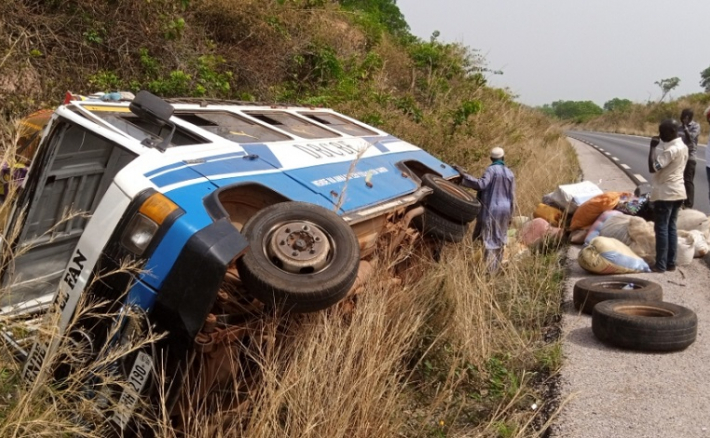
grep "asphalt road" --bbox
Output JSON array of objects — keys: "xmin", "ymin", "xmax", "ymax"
[
  {"xmin": 567, "ymin": 131, "xmax": 710, "ymax": 215},
  {"xmin": 553, "ymin": 138, "xmax": 710, "ymax": 438}
]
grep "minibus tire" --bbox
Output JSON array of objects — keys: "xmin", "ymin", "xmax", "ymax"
[
  {"xmin": 237, "ymin": 202, "xmax": 360, "ymax": 313},
  {"xmin": 421, "ymin": 173, "xmax": 480, "ymax": 224},
  {"xmin": 412, "ymin": 208, "xmax": 467, "ymax": 243}
]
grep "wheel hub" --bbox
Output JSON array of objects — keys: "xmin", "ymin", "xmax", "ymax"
[{"xmin": 268, "ymin": 221, "xmax": 330, "ymax": 273}]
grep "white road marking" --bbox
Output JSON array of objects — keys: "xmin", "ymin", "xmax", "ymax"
[
  {"xmin": 604, "ymin": 152, "xmax": 611, "ymax": 156},
  {"xmin": 634, "ymin": 174, "xmax": 647, "ymax": 183},
  {"xmin": 598, "ymin": 148, "xmax": 605, "ymax": 151},
  {"xmin": 621, "ymin": 164, "xmax": 630, "ymax": 169},
  {"xmin": 612, "ymin": 157, "xmax": 619, "ymax": 161}
]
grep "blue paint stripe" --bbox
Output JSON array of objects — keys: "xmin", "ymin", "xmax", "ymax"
[
  {"xmin": 144, "ymin": 151, "xmax": 248, "ymax": 178},
  {"xmin": 156, "ymin": 158, "xmax": 275, "ymax": 189},
  {"xmin": 363, "ymin": 135, "xmax": 400, "ymax": 153},
  {"xmin": 363, "ymin": 135, "xmax": 396, "ymax": 143},
  {"xmin": 372, "ymin": 142, "xmax": 389, "ymax": 153},
  {"xmin": 242, "ymin": 144, "xmax": 282, "ymax": 168},
  {"xmin": 150, "ymin": 166, "xmax": 205, "ymax": 188},
  {"xmin": 145, "ymin": 162, "xmax": 185, "ymax": 178}
]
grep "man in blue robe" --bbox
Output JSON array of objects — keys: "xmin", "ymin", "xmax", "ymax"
[{"xmin": 453, "ymin": 147, "xmax": 516, "ymax": 273}]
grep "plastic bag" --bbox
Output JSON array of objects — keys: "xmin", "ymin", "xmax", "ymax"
[
  {"xmin": 684, "ymin": 230, "xmax": 708, "ymax": 258},
  {"xmin": 676, "ymin": 233, "xmax": 695, "ymax": 266},
  {"xmin": 519, "ymin": 218, "xmax": 551, "ymax": 246},
  {"xmin": 578, "ymin": 236, "xmax": 651, "ymax": 274},
  {"xmin": 677, "ymin": 209, "xmax": 710, "ymax": 239},
  {"xmin": 599, "ymin": 214, "xmax": 633, "ymax": 245},
  {"xmin": 533, "ymin": 203, "xmax": 564, "ymax": 227},
  {"xmin": 615, "ymin": 193, "xmax": 649, "ymax": 216},
  {"xmin": 627, "ymin": 217, "xmax": 656, "ymax": 262},
  {"xmin": 544, "ymin": 181, "xmax": 603, "ymax": 214},
  {"xmin": 691, "ymin": 230, "xmax": 709, "ymax": 257},
  {"xmin": 584, "ymin": 210, "xmax": 622, "ymax": 244},
  {"xmin": 571, "ymin": 191, "xmax": 630, "ymax": 231}
]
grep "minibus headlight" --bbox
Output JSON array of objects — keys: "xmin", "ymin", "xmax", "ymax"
[
  {"xmin": 121, "ymin": 193, "xmax": 179, "ymax": 255},
  {"xmin": 122, "ymin": 214, "xmax": 159, "ymax": 255}
]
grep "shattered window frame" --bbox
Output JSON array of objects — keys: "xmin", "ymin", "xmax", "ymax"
[
  {"xmin": 243, "ymin": 111, "xmax": 341, "ymax": 139},
  {"xmin": 90, "ymin": 111, "xmax": 209, "ymax": 147},
  {"xmin": 174, "ymin": 111, "xmax": 293, "ymax": 144},
  {"xmin": 298, "ymin": 112, "xmax": 378, "ymax": 137}
]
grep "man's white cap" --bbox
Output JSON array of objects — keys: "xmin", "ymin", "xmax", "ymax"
[{"xmin": 490, "ymin": 147, "xmax": 505, "ymax": 159}]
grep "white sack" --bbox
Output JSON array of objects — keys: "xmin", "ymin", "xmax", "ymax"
[
  {"xmin": 545, "ymin": 181, "xmax": 603, "ymax": 214},
  {"xmin": 686, "ymin": 229, "xmax": 709, "ymax": 258},
  {"xmin": 676, "ymin": 232, "xmax": 695, "ymax": 266},
  {"xmin": 599, "ymin": 214, "xmax": 633, "ymax": 245},
  {"xmin": 627, "ymin": 217, "xmax": 655, "ymax": 262},
  {"xmin": 677, "ymin": 209, "xmax": 710, "ymax": 239},
  {"xmin": 578, "ymin": 236, "xmax": 650, "ymax": 274}
]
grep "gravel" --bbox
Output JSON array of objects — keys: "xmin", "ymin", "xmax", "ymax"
[{"xmin": 551, "ymin": 139, "xmax": 710, "ymax": 438}]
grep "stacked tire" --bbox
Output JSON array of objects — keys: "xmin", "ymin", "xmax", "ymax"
[
  {"xmin": 572, "ymin": 276, "xmax": 697, "ymax": 352},
  {"xmin": 413, "ymin": 174, "xmax": 481, "ymax": 243}
]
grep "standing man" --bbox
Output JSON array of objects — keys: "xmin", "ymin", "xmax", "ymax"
[
  {"xmin": 648, "ymin": 119, "xmax": 688, "ymax": 273},
  {"xmin": 453, "ymin": 147, "xmax": 515, "ymax": 273},
  {"xmin": 678, "ymin": 108, "xmax": 700, "ymax": 208}
]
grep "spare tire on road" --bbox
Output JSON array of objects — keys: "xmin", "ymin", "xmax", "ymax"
[
  {"xmin": 573, "ymin": 276, "xmax": 662, "ymax": 314},
  {"xmin": 592, "ymin": 299, "xmax": 697, "ymax": 352}
]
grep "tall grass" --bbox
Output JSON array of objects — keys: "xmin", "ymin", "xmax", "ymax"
[
  {"xmin": 0, "ymin": 1, "xmax": 581, "ymax": 434},
  {"xmin": 0, "ymin": 106, "xmax": 576, "ymax": 436}
]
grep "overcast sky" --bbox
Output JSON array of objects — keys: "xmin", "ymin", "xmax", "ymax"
[{"xmin": 396, "ymin": 0, "xmax": 709, "ymax": 107}]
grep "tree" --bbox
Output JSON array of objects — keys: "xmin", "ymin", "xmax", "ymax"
[
  {"xmin": 541, "ymin": 100, "xmax": 603, "ymax": 122},
  {"xmin": 700, "ymin": 66, "xmax": 710, "ymax": 92},
  {"xmin": 654, "ymin": 77, "xmax": 680, "ymax": 102},
  {"xmin": 603, "ymin": 98, "xmax": 633, "ymax": 112},
  {"xmin": 338, "ymin": 0, "xmax": 410, "ymax": 37}
]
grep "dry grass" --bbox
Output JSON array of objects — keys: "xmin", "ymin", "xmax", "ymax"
[
  {"xmin": 0, "ymin": 92, "xmax": 577, "ymax": 436},
  {"xmin": 0, "ymin": 107, "xmax": 575, "ymax": 437},
  {"xmin": 0, "ymin": 0, "xmax": 581, "ymax": 435},
  {"xmin": 583, "ymin": 94, "xmax": 710, "ymax": 144}
]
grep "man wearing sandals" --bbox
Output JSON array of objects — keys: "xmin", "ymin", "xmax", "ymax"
[
  {"xmin": 453, "ymin": 147, "xmax": 515, "ymax": 273},
  {"xmin": 647, "ymin": 119, "xmax": 688, "ymax": 273}
]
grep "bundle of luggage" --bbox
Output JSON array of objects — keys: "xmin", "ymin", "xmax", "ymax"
[{"xmin": 524, "ymin": 181, "xmax": 710, "ymax": 274}]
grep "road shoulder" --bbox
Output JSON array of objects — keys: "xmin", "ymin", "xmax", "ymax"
[{"xmin": 552, "ymin": 138, "xmax": 710, "ymax": 438}]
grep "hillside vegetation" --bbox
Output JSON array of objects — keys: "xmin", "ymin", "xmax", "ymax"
[
  {"xmin": 582, "ymin": 93, "xmax": 710, "ymax": 142},
  {"xmin": 543, "ymin": 93, "xmax": 710, "ymax": 142},
  {"xmin": 0, "ymin": 0, "xmax": 580, "ymax": 436}
]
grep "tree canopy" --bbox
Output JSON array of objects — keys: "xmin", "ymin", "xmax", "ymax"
[
  {"xmin": 701, "ymin": 66, "xmax": 710, "ymax": 93},
  {"xmin": 603, "ymin": 98, "xmax": 633, "ymax": 112},
  {"xmin": 338, "ymin": 0, "xmax": 410, "ymax": 37},
  {"xmin": 540, "ymin": 100, "xmax": 603, "ymax": 122},
  {"xmin": 654, "ymin": 77, "xmax": 680, "ymax": 102}
]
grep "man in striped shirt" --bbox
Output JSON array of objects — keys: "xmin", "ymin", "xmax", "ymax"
[{"xmin": 678, "ymin": 108, "xmax": 700, "ymax": 208}]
